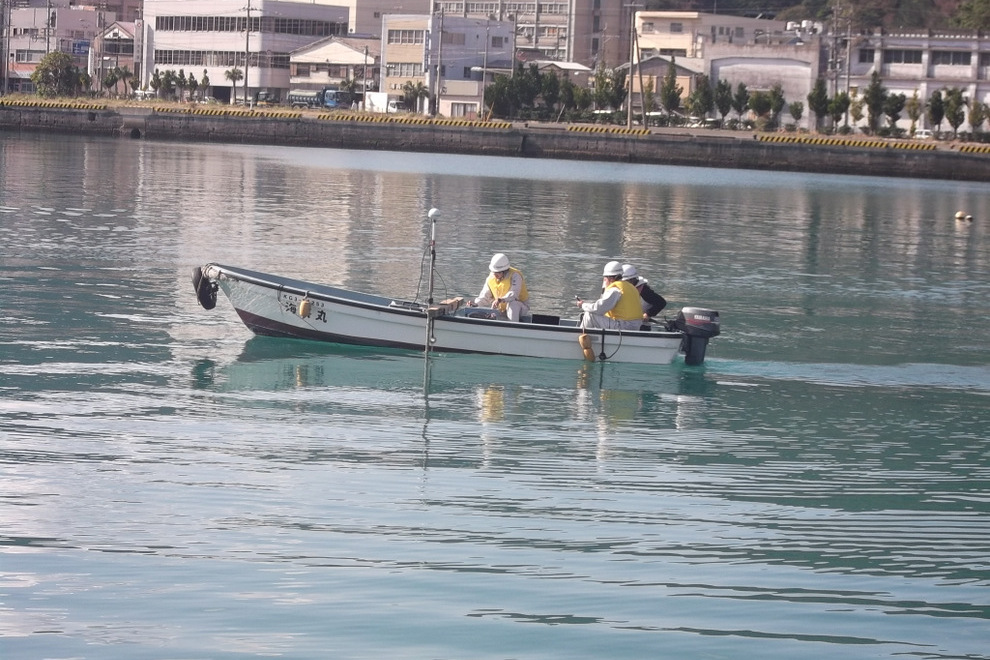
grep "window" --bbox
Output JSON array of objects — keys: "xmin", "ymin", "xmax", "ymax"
[
  {"xmin": 859, "ymin": 48, "xmax": 875, "ymax": 64},
  {"xmin": 450, "ymin": 102, "xmax": 476, "ymax": 117},
  {"xmin": 670, "ymin": 22, "xmax": 683, "ymax": 33},
  {"xmin": 463, "ymin": 66, "xmax": 472, "ymax": 78},
  {"xmin": 444, "ymin": 31, "xmax": 466, "ymax": 46},
  {"xmin": 393, "ymin": 62, "xmax": 423, "ymax": 77},
  {"xmin": 734, "ymin": 27, "xmax": 744, "ymax": 38},
  {"xmin": 387, "ymin": 29, "xmax": 425, "ymax": 45},
  {"xmin": 882, "ymin": 49, "xmax": 922, "ymax": 64},
  {"xmin": 931, "ymin": 51, "xmax": 971, "ymax": 66},
  {"xmin": 643, "ymin": 22, "xmax": 654, "ymax": 34},
  {"xmin": 491, "ymin": 36, "xmax": 504, "ymax": 48}
]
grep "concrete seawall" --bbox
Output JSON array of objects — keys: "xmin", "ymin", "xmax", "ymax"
[{"xmin": 2, "ymin": 102, "xmax": 988, "ymax": 183}]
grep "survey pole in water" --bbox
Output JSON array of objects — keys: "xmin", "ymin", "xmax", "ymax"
[{"xmin": 424, "ymin": 207, "xmax": 441, "ymax": 356}]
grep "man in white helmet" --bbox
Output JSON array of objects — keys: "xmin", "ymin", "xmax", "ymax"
[
  {"xmin": 622, "ymin": 263, "xmax": 667, "ymax": 320},
  {"xmin": 574, "ymin": 261, "xmax": 644, "ymax": 330},
  {"xmin": 468, "ymin": 253, "xmax": 530, "ymax": 322}
]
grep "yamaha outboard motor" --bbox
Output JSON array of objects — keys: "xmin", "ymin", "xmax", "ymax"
[{"xmin": 674, "ymin": 307, "xmax": 721, "ymax": 365}]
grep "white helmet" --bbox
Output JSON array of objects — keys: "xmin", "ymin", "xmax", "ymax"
[
  {"xmin": 489, "ymin": 253, "xmax": 510, "ymax": 272},
  {"xmin": 621, "ymin": 263, "xmax": 638, "ymax": 280},
  {"xmin": 602, "ymin": 260, "xmax": 623, "ymax": 277}
]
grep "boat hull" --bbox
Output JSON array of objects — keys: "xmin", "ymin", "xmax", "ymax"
[{"xmin": 201, "ymin": 264, "xmax": 692, "ymax": 365}]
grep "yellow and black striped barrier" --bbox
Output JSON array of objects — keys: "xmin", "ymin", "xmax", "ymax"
[
  {"xmin": 959, "ymin": 144, "xmax": 990, "ymax": 154},
  {"xmin": 756, "ymin": 134, "xmax": 940, "ymax": 151},
  {"xmin": 567, "ymin": 125, "xmax": 649, "ymax": 136},
  {"xmin": 0, "ymin": 98, "xmax": 108, "ymax": 111},
  {"xmin": 316, "ymin": 113, "xmax": 512, "ymax": 129},
  {"xmin": 154, "ymin": 106, "xmax": 190, "ymax": 114}
]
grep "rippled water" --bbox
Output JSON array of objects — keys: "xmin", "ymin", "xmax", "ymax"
[{"xmin": 1, "ymin": 133, "xmax": 988, "ymax": 660}]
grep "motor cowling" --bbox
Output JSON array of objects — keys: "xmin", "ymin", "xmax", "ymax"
[
  {"xmin": 674, "ymin": 307, "xmax": 720, "ymax": 365},
  {"xmin": 674, "ymin": 307, "xmax": 720, "ymax": 338}
]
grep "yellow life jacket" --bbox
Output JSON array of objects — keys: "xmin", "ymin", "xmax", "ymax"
[
  {"xmin": 604, "ymin": 280, "xmax": 643, "ymax": 321},
  {"xmin": 485, "ymin": 267, "xmax": 528, "ymax": 312}
]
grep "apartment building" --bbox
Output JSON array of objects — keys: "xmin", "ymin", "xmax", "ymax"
[
  {"xmin": 381, "ymin": 13, "xmax": 513, "ymax": 117},
  {"xmin": 431, "ymin": 0, "xmax": 627, "ymax": 70}
]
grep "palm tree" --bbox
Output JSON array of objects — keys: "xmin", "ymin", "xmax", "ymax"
[
  {"xmin": 401, "ymin": 81, "xmax": 429, "ymax": 113},
  {"xmin": 117, "ymin": 66, "xmax": 133, "ymax": 97},
  {"xmin": 225, "ymin": 68, "xmax": 244, "ymax": 104}
]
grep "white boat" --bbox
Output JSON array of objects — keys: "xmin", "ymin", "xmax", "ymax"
[{"xmin": 192, "ymin": 210, "xmax": 721, "ymax": 366}]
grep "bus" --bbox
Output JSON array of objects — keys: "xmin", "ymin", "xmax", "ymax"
[{"xmin": 285, "ymin": 87, "xmax": 352, "ymax": 110}]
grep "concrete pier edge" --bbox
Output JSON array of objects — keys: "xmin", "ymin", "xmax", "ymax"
[{"xmin": 1, "ymin": 102, "xmax": 987, "ymax": 183}]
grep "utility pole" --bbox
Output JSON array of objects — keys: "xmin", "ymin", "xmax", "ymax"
[
  {"xmin": 362, "ymin": 45, "xmax": 368, "ymax": 108},
  {"xmin": 45, "ymin": 0, "xmax": 52, "ymax": 54},
  {"xmin": 1, "ymin": 0, "xmax": 8, "ymax": 96},
  {"xmin": 433, "ymin": 7, "xmax": 443, "ymax": 116},
  {"xmin": 481, "ymin": 19, "xmax": 489, "ymax": 118},
  {"xmin": 244, "ymin": 0, "xmax": 252, "ymax": 105},
  {"xmin": 626, "ymin": 4, "xmax": 640, "ymax": 129}
]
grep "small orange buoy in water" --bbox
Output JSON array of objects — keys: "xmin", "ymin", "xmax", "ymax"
[{"xmin": 298, "ymin": 298, "xmax": 312, "ymax": 318}]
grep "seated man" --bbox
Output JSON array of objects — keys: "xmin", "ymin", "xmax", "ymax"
[
  {"xmin": 574, "ymin": 261, "xmax": 643, "ymax": 330},
  {"xmin": 468, "ymin": 253, "xmax": 530, "ymax": 322},
  {"xmin": 622, "ymin": 263, "xmax": 667, "ymax": 320}
]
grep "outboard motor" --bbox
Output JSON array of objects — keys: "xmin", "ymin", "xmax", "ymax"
[{"xmin": 673, "ymin": 307, "xmax": 721, "ymax": 365}]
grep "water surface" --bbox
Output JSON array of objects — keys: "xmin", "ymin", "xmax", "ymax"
[{"xmin": 1, "ymin": 133, "xmax": 988, "ymax": 660}]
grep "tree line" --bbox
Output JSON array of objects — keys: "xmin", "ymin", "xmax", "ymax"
[{"xmin": 482, "ymin": 60, "xmax": 988, "ymax": 139}]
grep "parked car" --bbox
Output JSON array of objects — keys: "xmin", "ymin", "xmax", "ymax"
[{"xmin": 914, "ymin": 129, "xmax": 933, "ymax": 139}]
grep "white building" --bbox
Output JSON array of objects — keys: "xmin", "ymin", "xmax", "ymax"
[
  {"xmin": 140, "ymin": 0, "xmax": 349, "ymax": 103},
  {"xmin": 289, "ymin": 34, "xmax": 380, "ymax": 92},
  {"xmin": 842, "ymin": 29, "xmax": 990, "ymax": 132},
  {"xmin": 634, "ymin": 11, "xmax": 990, "ymax": 133}
]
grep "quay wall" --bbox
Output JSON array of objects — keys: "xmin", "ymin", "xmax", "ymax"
[{"xmin": 2, "ymin": 102, "xmax": 988, "ymax": 183}]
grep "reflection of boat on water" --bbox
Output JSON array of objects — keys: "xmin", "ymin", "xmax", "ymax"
[{"xmin": 203, "ymin": 336, "xmax": 719, "ymax": 399}]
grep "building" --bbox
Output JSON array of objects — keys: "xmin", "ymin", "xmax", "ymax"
[
  {"xmin": 2, "ymin": 0, "xmax": 110, "ymax": 94},
  {"xmin": 842, "ymin": 29, "xmax": 990, "ymax": 132},
  {"xmin": 91, "ymin": 21, "xmax": 137, "ymax": 95},
  {"xmin": 140, "ymin": 0, "xmax": 349, "ymax": 103},
  {"xmin": 0, "ymin": 0, "xmax": 144, "ymax": 94},
  {"xmin": 431, "ymin": 0, "xmax": 628, "ymax": 71},
  {"xmin": 634, "ymin": 10, "xmax": 791, "ymax": 62},
  {"xmin": 289, "ymin": 34, "xmax": 380, "ymax": 93},
  {"xmin": 381, "ymin": 12, "xmax": 513, "ymax": 117},
  {"xmin": 632, "ymin": 11, "xmax": 990, "ymax": 133}
]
